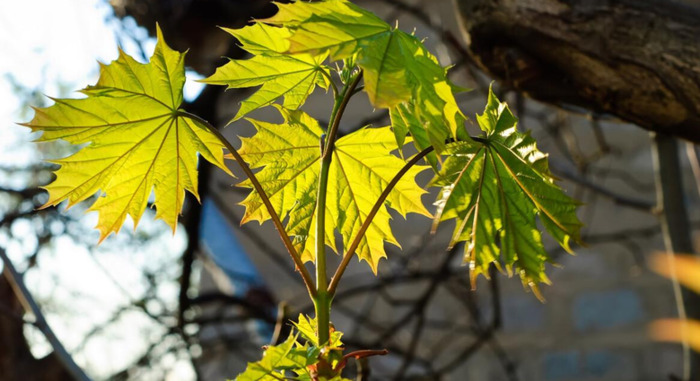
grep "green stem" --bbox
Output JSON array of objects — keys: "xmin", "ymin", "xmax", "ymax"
[
  {"xmin": 315, "ymin": 155, "xmax": 332, "ymax": 345},
  {"xmin": 320, "ymin": 69, "xmax": 338, "ymax": 97},
  {"xmin": 179, "ymin": 111, "xmax": 316, "ymax": 297},
  {"xmin": 323, "ymin": 72, "xmax": 363, "ymax": 158},
  {"xmin": 314, "ymin": 71, "xmax": 363, "ymax": 347}
]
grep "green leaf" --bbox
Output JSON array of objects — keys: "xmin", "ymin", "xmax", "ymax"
[
  {"xmin": 222, "ymin": 23, "xmax": 293, "ymax": 54},
  {"xmin": 264, "ymin": 0, "xmax": 390, "ymax": 59},
  {"xmin": 294, "ymin": 314, "xmax": 344, "ymax": 349},
  {"xmin": 266, "ymin": 0, "xmax": 466, "ymax": 153},
  {"xmin": 22, "ymin": 25, "xmax": 231, "ymax": 241},
  {"xmin": 236, "ymin": 334, "xmax": 315, "ymax": 381},
  {"xmin": 201, "ymin": 26, "xmax": 330, "ymax": 122},
  {"xmin": 432, "ymin": 88, "xmax": 582, "ymax": 298},
  {"xmin": 390, "ymin": 101, "xmax": 443, "ymax": 168},
  {"xmin": 238, "ymin": 107, "xmax": 430, "ymax": 272}
]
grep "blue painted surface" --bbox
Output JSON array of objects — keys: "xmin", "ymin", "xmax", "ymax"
[
  {"xmin": 543, "ymin": 350, "xmax": 636, "ymax": 380},
  {"xmin": 543, "ymin": 351, "xmax": 579, "ymax": 381},
  {"xmin": 200, "ymin": 198, "xmax": 274, "ymax": 341},
  {"xmin": 200, "ymin": 197, "xmax": 265, "ymax": 295},
  {"xmin": 502, "ymin": 295, "xmax": 546, "ymax": 331},
  {"xmin": 584, "ymin": 350, "xmax": 636, "ymax": 378},
  {"xmin": 573, "ymin": 289, "xmax": 644, "ymax": 331},
  {"xmin": 586, "ymin": 351, "xmax": 615, "ymax": 376}
]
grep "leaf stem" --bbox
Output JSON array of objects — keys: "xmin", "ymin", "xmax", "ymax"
[
  {"xmin": 323, "ymin": 71, "xmax": 363, "ymax": 158},
  {"xmin": 320, "ymin": 69, "xmax": 338, "ymax": 98},
  {"xmin": 179, "ymin": 111, "xmax": 316, "ymax": 297},
  {"xmin": 314, "ymin": 70, "xmax": 363, "ymax": 348},
  {"xmin": 1, "ymin": 248, "xmax": 92, "ymax": 381},
  {"xmin": 328, "ymin": 145, "xmax": 434, "ymax": 295}
]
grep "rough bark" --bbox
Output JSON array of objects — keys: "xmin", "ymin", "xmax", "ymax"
[{"xmin": 455, "ymin": 0, "xmax": 700, "ymax": 143}]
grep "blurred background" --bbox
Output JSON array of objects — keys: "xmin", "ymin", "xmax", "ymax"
[{"xmin": 1, "ymin": 0, "xmax": 699, "ymax": 380}]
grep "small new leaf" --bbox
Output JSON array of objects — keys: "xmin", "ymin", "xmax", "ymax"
[
  {"xmin": 22, "ymin": 26, "xmax": 231, "ymax": 241},
  {"xmin": 235, "ymin": 334, "xmax": 315, "ymax": 381},
  {"xmin": 294, "ymin": 314, "xmax": 344, "ymax": 349},
  {"xmin": 238, "ymin": 107, "xmax": 430, "ymax": 272},
  {"xmin": 200, "ymin": 25, "xmax": 330, "ymax": 122},
  {"xmin": 265, "ymin": 0, "xmax": 466, "ymax": 155},
  {"xmin": 432, "ymin": 88, "xmax": 583, "ymax": 298}
]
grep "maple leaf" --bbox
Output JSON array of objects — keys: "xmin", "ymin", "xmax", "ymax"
[
  {"xmin": 236, "ymin": 333, "xmax": 316, "ymax": 381},
  {"xmin": 294, "ymin": 314, "xmax": 344, "ymax": 349},
  {"xmin": 264, "ymin": 0, "xmax": 466, "ymax": 154},
  {"xmin": 237, "ymin": 107, "xmax": 430, "ymax": 272},
  {"xmin": 200, "ymin": 25, "xmax": 330, "ymax": 122},
  {"xmin": 263, "ymin": 0, "xmax": 390, "ymax": 59},
  {"xmin": 22, "ymin": 26, "xmax": 231, "ymax": 241},
  {"xmin": 432, "ymin": 88, "xmax": 583, "ymax": 298}
]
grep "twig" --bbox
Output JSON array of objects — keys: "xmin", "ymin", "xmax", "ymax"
[
  {"xmin": 179, "ymin": 111, "xmax": 316, "ymax": 297},
  {"xmin": 210, "ymin": 192, "xmax": 305, "ymax": 286},
  {"xmin": 328, "ymin": 146, "xmax": 434, "ymax": 295},
  {"xmin": 550, "ymin": 161, "xmax": 655, "ymax": 213},
  {"xmin": 0, "ymin": 248, "xmax": 91, "ymax": 381}
]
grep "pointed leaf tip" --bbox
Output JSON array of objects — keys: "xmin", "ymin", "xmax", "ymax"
[
  {"xmin": 239, "ymin": 108, "xmax": 429, "ymax": 271},
  {"xmin": 432, "ymin": 89, "xmax": 582, "ymax": 294},
  {"xmin": 24, "ymin": 28, "xmax": 231, "ymax": 241}
]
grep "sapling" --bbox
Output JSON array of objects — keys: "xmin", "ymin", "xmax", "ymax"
[{"xmin": 24, "ymin": 0, "xmax": 582, "ymax": 379}]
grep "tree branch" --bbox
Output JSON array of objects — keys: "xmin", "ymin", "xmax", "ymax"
[
  {"xmin": 0, "ymin": 248, "xmax": 91, "ymax": 381},
  {"xmin": 549, "ymin": 161, "xmax": 655, "ymax": 213}
]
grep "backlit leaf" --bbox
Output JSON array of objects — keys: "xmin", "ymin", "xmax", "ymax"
[
  {"xmin": 236, "ymin": 334, "xmax": 315, "ymax": 381},
  {"xmin": 432, "ymin": 88, "xmax": 582, "ymax": 297},
  {"xmin": 294, "ymin": 314, "xmax": 344, "ymax": 348},
  {"xmin": 237, "ymin": 107, "xmax": 430, "ymax": 272},
  {"xmin": 200, "ymin": 26, "xmax": 330, "ymax": 122},
  {"xmin": 263, "ymin": 0, "xmax": 390, "ymax": 59},
  {"xmin": 265, "ymin": 0, "xmax": 466, "ymax": 154},
  {"xmin": 22, "ymin": 26, "xmax": 231, "ymax": 241}
]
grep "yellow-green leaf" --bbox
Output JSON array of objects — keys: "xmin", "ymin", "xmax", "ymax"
[
  {"xmin": 238, "ymin": 107, "xmax": 430, "ymax": 272},
  {"xmin": 236, "ymin": 333, "xmax": 315, "ymax": 381},
  {"xmin": 222, "ymin": 23, "xmax": 293, "ymax": 54},
  {"xmin": 22, "ymin": 26, "xmax": 231, "ymax": 241},
  {"xmin": 200, "ymin": 27, "xmax": 330, "ymax": 122},
  {"xmin": 263, "ymin": 0, "xmax": 390, "ymax": 59},
  {"xmin": 293, "ymin": 314, "xmax": 343, "ymax": 348},
  {"xmin": 432, "ymin": 88, "xmax": 583, "ymax": 298},
  {"xmin": 265, "ymin": 0, "xmax": 466, "ymax": 156}
]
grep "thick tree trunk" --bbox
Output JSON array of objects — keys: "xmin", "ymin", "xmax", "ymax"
[{"xmin": 455, "ymin": 0, "xmax": 700, "ymax": 143}]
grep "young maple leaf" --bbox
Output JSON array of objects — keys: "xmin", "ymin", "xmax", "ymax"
[
  {"xmin": 199, "ymin": 24, "xmax": 330, "ymax": 122},
  {"xmin": 236, "ymin": 333, "xmax": 316, "ymax": 381},
  {"xmin": 237, "ymin": 106, "xmax": 430, "ymax": 272},
  {"xmin": 264, "ymin": 0, "xmax": 466, "ymax": 159},
  {"xmin": 432, "ymin": 88, "xmax": 583, "ymax": 298},
  {"xmin": 22, "ymin": 26, "xmax": 231, "ymax": 241}
]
